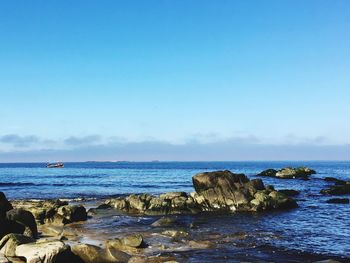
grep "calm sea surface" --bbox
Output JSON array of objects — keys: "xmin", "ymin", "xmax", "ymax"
[{"xmin": 0, "ymin": 161, "xmax": 349, "ymax": 261}]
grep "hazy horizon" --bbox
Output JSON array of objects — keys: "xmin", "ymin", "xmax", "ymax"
[{"xmin": 1, "ymin": 1, "xmax": 349, "ymax": 161}]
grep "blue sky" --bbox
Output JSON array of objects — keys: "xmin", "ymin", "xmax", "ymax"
[{"xmin": 0, "ymin": 1, "xmax": 349, "ymax": 161}]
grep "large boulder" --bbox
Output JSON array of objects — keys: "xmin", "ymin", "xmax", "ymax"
[
  {"xmin": 0, "ymin": 233, "xmax": 34, "ymax": 257},
  {"xmin": 258, "ymin": 167, "xmax": 316, "ymax": 179},
  {"xmin": 15, "ymin": 240, "xmax": 77, "ymax": 263},
  {"xmin": 192, "ymin": 170, "xmax": 260, "ymax": 211},
  {"xmin": 0, "ymin": 192, "xmax": 12, "ymax": 218},
  {"xmin": 0, "ymin": 219, "xmax": 26, "ymax": 240},
  {"xmin": 6, "ymin": 209, "xmax": 38, "ymax": 238},
  {"xmin": 12, "ymin": 199, "xmax": 68, "ymax": 225}
]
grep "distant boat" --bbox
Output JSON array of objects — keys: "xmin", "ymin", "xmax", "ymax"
[{"xmin": 47, "ymin": 162, "xmax": 64, "ymax": 168}]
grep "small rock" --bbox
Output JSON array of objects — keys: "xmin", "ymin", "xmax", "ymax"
[
  {"xmin": 161, "ymin": 230, "xmax": 189, "ymax": 238},
  {"xmin": 151, "ymin": 217, "xmax": 179, "ymax": 227},
  {"xmin": 106, "ymin": 234, "xmax": 146, "ymax": 254},
  {"xmin": 188, "ymin": 240, "xmax": 214, "ymax": 249},
  {"xmin": 57, "ymin": 205, "xmax": 87, "ymax": 224},
  {"xmin": 96, "ymin": 204, "xmax": 112, "ymax": 209}
]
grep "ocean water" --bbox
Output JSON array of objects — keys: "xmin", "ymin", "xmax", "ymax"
[{"xmin": 1, "ymin": 161, "xmax": 350, "ymax": 261}]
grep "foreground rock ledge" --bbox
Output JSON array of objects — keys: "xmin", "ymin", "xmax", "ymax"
[{"xmin": 104, "ymin": 170, "xmax": 297, "ymax": 215}]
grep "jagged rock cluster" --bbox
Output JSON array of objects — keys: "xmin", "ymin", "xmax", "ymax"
[{"xmin": 104, "ymin": 170, "xmax": 298, "ymax": 214}]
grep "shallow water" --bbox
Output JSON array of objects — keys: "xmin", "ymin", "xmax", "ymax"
[{"xmin": 1, "ymin": 161, "xmax": 350, "ymax": 261}]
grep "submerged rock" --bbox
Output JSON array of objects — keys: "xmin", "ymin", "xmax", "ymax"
[
  {"xmin": 258, "ymin": 167, "xmax": 316, "ymax": 179},
  {"xmin": 324, "ymin": 177, "xmax": 347, "ymax": 185},
  {"xmin": 151, "ymin": 217, "xmax": 181, "ymax": 227},
  {"xmin": 278, "ymin": 189, "xmax": 300, "ymax": 197},
  {"xmin": 320, "ymin": 183, "xmax": 350, "ymax": 195},
  {"xmin": 326, "ymin": 198, "xmax": 349, "ymax": 204},
  {"xmin": 105, "ymin": 170, "xmax": 297, "ymax": 215}
]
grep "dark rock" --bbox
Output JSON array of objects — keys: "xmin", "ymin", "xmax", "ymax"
[
  {"xmin": 6, "ymin": 209, "xmax": 38, "ymax": 238},
  {"xmin": 278, "ymin": 189, "xmax": 300, "ymax": 197},
  {"xmin": 0, "ymin": 219, "xmax": 25, "ymax": 239},
  {"xmin": 324, "ymin": 177, "xmax": 346, "ymax": 185},
  {"xmin": 57, "ymin": 205, "xmax": 87, "ymax": 224},
  {"xmin": 258, "ymin": 169, "xmax": 277, "ymax": 177},
  {"xmin": 258, "ymin": 167, "xmax": 316, "ymax": 179},
  {"xmin": 96, "ymin": 204, "xmax": 112, "ymax": 209},
  {"xmin": 326, "ymin": 198, "xmax": 349, "ymax": 204},
  {"xmin": 0, "ymin": 192, "xmax": 13, "ymax": 218},
  {"xmin": 320, "ymin": 183, "xmax": 350, "ymax": 195},
  {"xmin": 265, "ymin": 185, "xmax": 275, "ymax": 191}
]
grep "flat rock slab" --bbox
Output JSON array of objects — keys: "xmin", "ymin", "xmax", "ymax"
[{"xmin": 16, "ymin": 241, "xmax": 68, "ymax": 263}]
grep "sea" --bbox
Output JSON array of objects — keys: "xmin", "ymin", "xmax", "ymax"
[{"xmin": 0, "ymin": 161, "xmax": 349, "ymax": 262}]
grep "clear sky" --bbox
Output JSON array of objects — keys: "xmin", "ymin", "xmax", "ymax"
[{"xmin": 0, "ymin": 0, "xmax": 349, "ymax": 161}]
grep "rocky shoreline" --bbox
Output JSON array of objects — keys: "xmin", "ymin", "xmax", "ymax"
[{"xmin": 0, "ymin": 167, "xmax": 348, "ymax": 263}]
